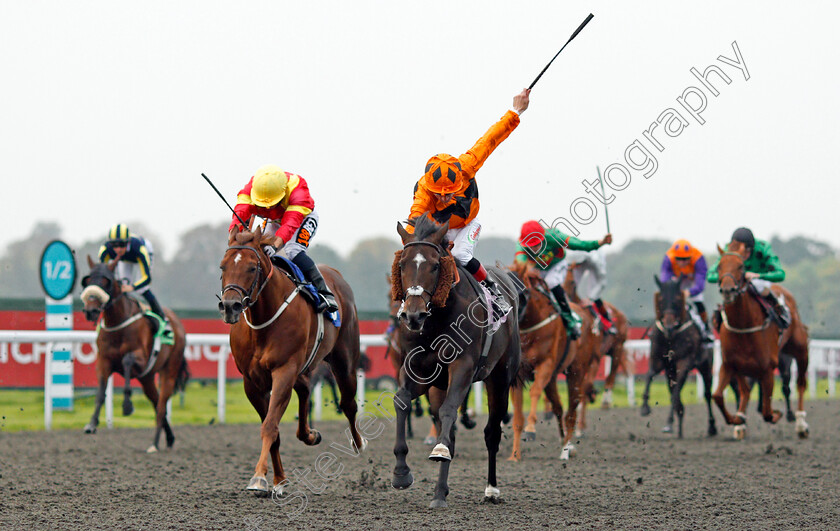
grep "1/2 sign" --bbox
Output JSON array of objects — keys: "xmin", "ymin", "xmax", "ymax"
[{"xmin": 40, "ymin": 240, "xmax": 77, "ymax": 300}]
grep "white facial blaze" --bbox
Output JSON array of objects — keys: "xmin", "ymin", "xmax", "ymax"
[
  {"xmin": 413, "ymin": 252, "xmax": 426, "ymax": 267},
  {"xmin": 234, "ymin": 253, "xmax": 242, "ymax": 264}
]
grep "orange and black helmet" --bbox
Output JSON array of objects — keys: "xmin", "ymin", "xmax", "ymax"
[
  {"xmin": 420, "ymin": 154, "xmax": 463, "ymax": 195},
  {"xmin": 670, "ymin": 239, "xmax": 695, "ymax": 259}
]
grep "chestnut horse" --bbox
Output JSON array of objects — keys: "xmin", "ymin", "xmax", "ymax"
[
  {"xmin": 80, "ymin": 257, "xmax": 188, "ymax": 453},
  {"xmin": 563, "ymin": 264, "xmax": 628, "ymax": 438},
  {"xmin": 219, "ymin": 225, "xmax": 366, "ymax": 495},
  {"xmin": 711, "ymin": 242, "xmax": 810, "ymax": 440},
  {"xmin": 391, "ymin": 214, "xmax": 521, "ymax": 508},
  {"xmin": 507, "ymin": 261, "xmax": 595, "ymax": 461}
]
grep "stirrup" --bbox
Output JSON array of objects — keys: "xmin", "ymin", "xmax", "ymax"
[{"xmin": 319, "ymin": 293, "xmax": 338, "ymax": 313}]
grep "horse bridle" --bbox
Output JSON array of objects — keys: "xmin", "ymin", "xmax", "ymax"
[
  {"xmin": 399, "ymin": 240, "xmax": 444, "ymax": 309},
  {"xmin": 81, "ymin": 269, "xmax": 124, "ymax": 311},
  {"xmin": 221, "ymin": 245, "xmax": 274, "ymax": 309},
  {"xmin": 717, "ymin": 251, "xmax": 747, "ymax": 295}
]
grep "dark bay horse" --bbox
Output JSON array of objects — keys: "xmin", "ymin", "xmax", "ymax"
[
  {"xmin": 563, "ymin": 262, "xmax": 630, "ymax": 410},
  {"xmin": 712, "ymin": 242, "xmax": 810, "ymax": 439},
  {"xmin": 384, "ymin": 274, "xmax": 476, "ymax": 443},
  {"xmin": 507, "ymin": 261, "xmax": 593, "ymax": 462},
  {"xmin": 219, "ymin": 225, "xmax": 366, "ymax": 495},
  {"xmin": 80, "ymin": 257, "xmax": 188, "ymax": 452},
  {"xmin": 391, "ymin": 214, "xmax": 521, "ymax": 508},
  {"xmin": 641, "ymin": 276, "xmax": 717, "ymax": 438}
]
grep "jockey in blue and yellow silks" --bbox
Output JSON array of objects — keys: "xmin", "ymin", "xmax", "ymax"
[{"xmin": 99, "ymin": 223, "xmax": 165, "ymax": 321}]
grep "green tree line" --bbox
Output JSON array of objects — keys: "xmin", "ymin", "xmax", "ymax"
[{"xmin": 1, "ymin": 223, "xmax": 838, "ymax": 337}]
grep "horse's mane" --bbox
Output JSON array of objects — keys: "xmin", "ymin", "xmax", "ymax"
[
  {"xmin": 233, "ymin": 227, "xmax": 274, "ymax": 248},
  {"xmin": 412, "ymin": 214, "xmax": 450, "ymax": 248}
]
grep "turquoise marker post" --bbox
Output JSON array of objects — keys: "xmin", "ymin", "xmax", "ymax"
[{"xmin": 40, "ymin": 241, "xmax": 77, "ymax": 428}]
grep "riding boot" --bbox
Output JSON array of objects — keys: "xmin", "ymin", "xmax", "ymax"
[
  {"xmin": 466, "ymin": 259, "xmax": 512, "ymax": 317},
  {"xmin": 550, "ymin": 285, "xmax": 581, "ymax": 340},
  {"xmin": 699, "ymin": 310, "xmax": 715, "ymax": 343},
  {"xmin": 292, "ymin": 253, "xmax": 339, "ymax": 313},
  {"xmin": 764, "ymin": 291, "xmax": 791, "ymax": 329},
  {"xmin": 594, "ymin": 299, "xmax": 617, "ymax": 335},
  {"xmin": 480, "ymin": 277, "xmax": 513, "ymax": 317},
  {"xmin": 141, "ymin": 291, "xmax": 167, "ymax": 322}
]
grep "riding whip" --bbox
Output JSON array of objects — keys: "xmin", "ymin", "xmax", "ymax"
[
  {"xmin": 597, "ymin": 165, "xmax": 611, "ymax": 233},
  {"xmin": 201, "ymin": 173, "xmax": 249, "ymax": 229},
  {"xmin": 528, "ymin": 13, "xmax": 595, "ymax": 90}
]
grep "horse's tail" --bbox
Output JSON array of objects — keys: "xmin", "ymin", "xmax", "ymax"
[
  {"xmin": 174, "ymin": 357, "xmax": 190, "ymax": 394},
  {"xmin": 514, "ymin": 357, "xmax": 533, "ymax": 389}
]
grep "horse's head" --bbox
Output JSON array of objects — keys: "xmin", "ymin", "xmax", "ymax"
[
  {"xmin": 392, "ymin": 214, "xmax": 455, "ymax": 332},
  {"xmin": 653, "ymin": 274, "xmax": 687, "ymax": 337},
  {"xmin": 79, "ymin": 256, "xmax": 121, "ymax": 322},
  {"xmin": 219, "ymin": 224, "xmax": 272, "ymax": 324},
  {"xmin": 715, "ymin": 242, "xmax": 747, "ymax": 305}
]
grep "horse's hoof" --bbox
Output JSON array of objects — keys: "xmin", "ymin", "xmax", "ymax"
[
  {"xmin": 146, "ymin": 445, "xmax": 158, "ymax": 454},
  {"xmin": 272, "ymin": 483, "xmax": 285, "ymax": 497},
  {"xmin": 358, "ymin": 438, "xmax": 369, "ymax": 452},
  {"xmin": 423, "ymin": 436, "xmax": 436, "ymax": 445},
  {"xmin": 483, "ymin": 484, "xmax": 502, "ymax": 503},
  {"xmin": 83, "ymin": 424, "xmax": 96, "ymax": 434},
  {"xmin": 122, "ymin": 402, "xmax": 134, "ymax": 417},
  {"xmin": 574, "ymin": 429, "xmax": 583, "ymax": 438},
  {"xmin": 247, "ymin": 476, "xmax": 270, "ymax": 494},
  {"xmin": 429, "ymin": 499, "xmax": 448, "ymax": 509},
  {"xmin": 310, "ymin": 430, "xmax": 322, "ymax": 446},
  {"xmin": 522, "ymin": 430, "xmax": 536, "ymax": 442},
  {"xmin": 708, "ymin": 425, "xmax": 718, "ymax": 437},
  {"xmin": 429, "ymin": 443, "xmax": 452, "ymax": 462},
  {"xmin": 560, "ymin": 443, "xmax": 576, "ymax": 461},
  {"xmin": 733, "ymin": 425, "xmax": 747, "ymax": 440},
  {"xmin": 661, "ymin": 425, "xmax": 673, "ymax": 434},
  {"xmin": 391, "ymin": 471, "xmax": 414, "ymax": 490},
  {"xmin": 786, "ymin": 411, "xmax": 796, "ymax": 423},
  {"xmin": 640, "ymin": 405, "xmax": 651, "ymax": 417},
  {"xmin": 460, "ymin": 416, "xmax": 477, "ymax": 430},
  {"xmin": 507, "ymin": 454, "xmax": 520, "ymax": 462},
  {"xmin": 795, "ymin": 412, "xmax": 809, "ymax": 438}
]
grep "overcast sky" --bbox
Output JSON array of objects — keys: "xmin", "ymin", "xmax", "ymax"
[{"xmin": 2, "ymin": 1, "xmax": 838, "ymax": 260}]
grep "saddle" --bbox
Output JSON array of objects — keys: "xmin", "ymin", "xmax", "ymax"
[{"xmin": 269, "ymin": 256, "xmax": 341, "ymax": 327}]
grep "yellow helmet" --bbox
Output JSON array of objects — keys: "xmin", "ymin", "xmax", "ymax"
[
  {"xmin": 250, "ymin": 165, "xmax": 288, "ymax": 207},
  {"xmin": 107, "ymin": 223, "xmax": 131, "ymax": 243}
]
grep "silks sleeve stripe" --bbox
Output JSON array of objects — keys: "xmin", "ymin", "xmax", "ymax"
[
  {"xmin": 98, "ymin": 245, "xmax": 110, "ymax": 263},
  {"xmin": 237, "ymin": 193, "xmax": 254, "ymax": 206},
  {"xmin": 133, "ymin": 247, "xmax": 153, "ymax": 289},
  {"xmin": 286, "ymin": 204, "xmax": 313, "ymax": 216}
]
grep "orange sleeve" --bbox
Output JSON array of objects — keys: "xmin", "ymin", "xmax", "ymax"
[
  {"xmin": 458, "ymin": 110, "xmax": 520, "ymax": 180},
  {"xmin": 407, "ymin": 181, "xmax": 435, "ymax": 234}
]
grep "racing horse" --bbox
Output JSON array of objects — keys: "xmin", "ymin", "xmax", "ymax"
[
  {"xmin": 390, "ymin": 214, "xmax": 521, "ymax": 508},
  {"xmin": 563, "ymin": 262, "xmax": 630, "ymax": 410},
  {"xmin": 80, "ymin": 257, "xmax": 189, "ymax": 452},
  {"xmin": 385, "ymin": 274, "xmax": 477, "ymax": 442},
  {"xmin": 219, "ymin": 224, "xmax": 366, "ymax": 495},
  {"xmin": 712, "ymin": 242, "xmax": 810, "ymax": 439},
  {"xmin": 507, "ymin": 261, "xmax": 595, "ymax": 461},
  {"xmin": 640, "ymin": 275, "xmax": 717, "ymax": 438}
]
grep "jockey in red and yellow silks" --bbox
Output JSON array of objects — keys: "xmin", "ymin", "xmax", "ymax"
[
  {"xmin": 405, "ymin": 89, "xmax": 531, "ymax": 315},
  {"xmin": 229, "ymin": 165, "xmax": 337, "ymax": 313}
]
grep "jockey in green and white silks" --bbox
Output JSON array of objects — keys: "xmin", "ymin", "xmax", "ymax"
[
  {"xmin": 707, "ymin": 227, "xmax": 791, "ymax": 329},
  {"xmin": 515, "ymin": 221, "xmax": 612, "ymax": 339}
]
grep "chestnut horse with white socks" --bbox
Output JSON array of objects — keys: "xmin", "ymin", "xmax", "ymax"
[
  {"xmin": 219, "ymin": 225, "xmax": 366, "ymax": 495},
  {"xmin": 712, "ymin": 242, "xmax": 810, "ymax": 440}
]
